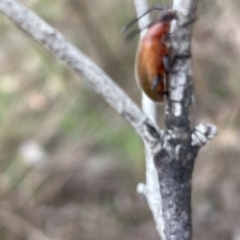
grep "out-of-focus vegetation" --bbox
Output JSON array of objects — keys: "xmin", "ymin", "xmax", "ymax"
[{"xmin": 0, "ymin": 0, "xmax": 240, "ymax": 239}]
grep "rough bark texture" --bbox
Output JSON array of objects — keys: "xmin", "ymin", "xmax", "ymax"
[
  {"xmin": 155, "ymin": 137, "xmax": 198, "ymax": 239},
  {"xmin": 133, "ymin": 0, "xmax": 217, "ymax": 239},
  {"xmin": 152, "ymin": 0, "xmax": 210, "ymax": 239}
]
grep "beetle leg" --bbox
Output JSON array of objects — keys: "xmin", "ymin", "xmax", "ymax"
[
  {"xmin": 151, "ymin": 75, "xmax": 169, "ymax": 95},
  {"xmin": 151, "ymin": 75, "xmax": 163, "ymax": 92},
  {"xmin": 163, "ymin": 33, "xmax": 171, "ymax": 43},
  {"xmin": 174, "ymin": 53, "xmax": 192, "ymax": 58},
  {"xmin": 164, "ymin": 53, "xmax": 192, "ymax": 73},
  {"xmin": 171, "ymin": 53, "xmax": 192, "ymax": 67},
  {"xmin": 163, "ymin": 17, "xmax": 196, "ymax": 42},
  {"xmin": 163, "ymin": 55, "xmax": 172, "ymax": 72},
  {"xmin": 163, "ymin": 55, "xmax": 178, "ymax": 72},
  {"xmin": 179, "ymin": 17, "xmax": 196, "ymax": 28},
  {"xmin": 164, "ymin": 90, "xmax": 169, "ymax": 96}
]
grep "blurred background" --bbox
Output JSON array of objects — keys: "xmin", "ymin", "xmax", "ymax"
[{"xmin": 0, "ymin": 0, "xmax": 240, "ymax": 239}]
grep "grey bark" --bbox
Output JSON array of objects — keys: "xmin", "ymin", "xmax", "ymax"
[
  {"xmin": 133, "ymin": 0, "xmax": 217, "ymax": 240},
  {"xmin": 153, "ymin": 0, "xmax": 216, "ymax": 239}
]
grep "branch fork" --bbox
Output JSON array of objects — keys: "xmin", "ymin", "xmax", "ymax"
[{"xmin": 134, "ymin": 0, "xmax": 217, "ymax": 239}]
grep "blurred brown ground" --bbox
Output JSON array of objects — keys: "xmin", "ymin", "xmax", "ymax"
[{"xmin": 0, "ymin": 0, "xmax": 240, "ymax": 239}]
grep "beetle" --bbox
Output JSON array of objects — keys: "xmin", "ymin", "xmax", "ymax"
[{"xmin": 122, "ymin": 5, "xmax": 178, "ymax": 102}]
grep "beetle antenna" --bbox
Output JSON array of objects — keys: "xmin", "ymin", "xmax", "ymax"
[
  {"xmin": 125, "ymin": 20, "xmax": 159, "ymax": 41},
  {"xmin": 125, "ymin": 28, "xmax": 141, "ymax": 41},
  {"xmin": 121, "ymin": 4, "xmax": 166, "ymax": 33}
]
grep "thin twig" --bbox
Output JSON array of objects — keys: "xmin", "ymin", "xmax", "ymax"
[
  {"xmin": 133, "ymin": 0, "xmax": 164, "ymax": 238},
  {"xmin": 0, "ymin": 0, "xmax": 163, "ymax": 150}
]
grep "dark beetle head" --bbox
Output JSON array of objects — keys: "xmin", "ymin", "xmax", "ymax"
[{"xmin": 159, "ymin": 11, "xmax": 177, "ymax": 22}]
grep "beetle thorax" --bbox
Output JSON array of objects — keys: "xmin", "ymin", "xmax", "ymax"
[{"xmin": 145, "ymin": 22, "xmax": 170, "ymax": 39}]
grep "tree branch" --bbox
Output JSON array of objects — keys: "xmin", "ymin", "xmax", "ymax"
[
  {"xmin": 133, "ymin": 0, "xmax": 164, "ymax": 238},
  {"xmin": 0, "ymin": 0, "xmax": 163, "ymax": 150},
  {"xmin": 152, "ymin": 0, "xmax": 217, "ymax": 239}
]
